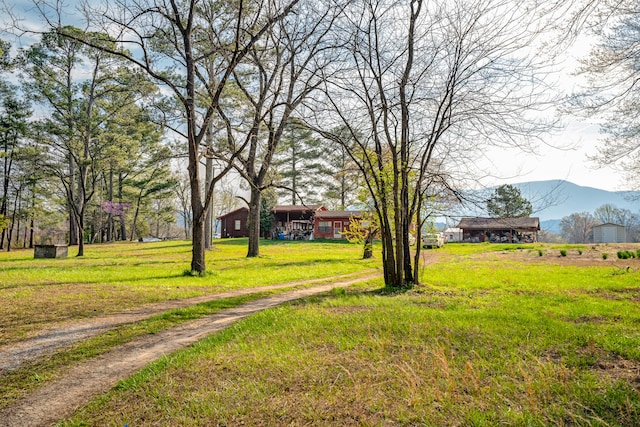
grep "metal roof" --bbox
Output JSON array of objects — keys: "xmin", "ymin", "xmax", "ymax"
[
  {"xmin": 456, "ymin": 217, "xmax": 540, "ymax": 230},
  {"xmin": 315, "ymin": 210, "xmax": 363, "ymax": 219},
  {"xmin": 272, "ymin": 204, "xmax": 324, "ymax": 213}
]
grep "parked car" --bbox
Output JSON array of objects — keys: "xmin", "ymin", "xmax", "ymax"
[{"xmin": 422, "ymin": 233, "xmax": 444, "ymax": 249}]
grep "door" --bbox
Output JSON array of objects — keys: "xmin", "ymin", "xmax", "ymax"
[
  {"xmin": 333, "ymin": 221, "xmax": 343, "ymax": 239},
  {"xmin": 603, "ymin": 226, "xmax": 616, "ymax": 243}
]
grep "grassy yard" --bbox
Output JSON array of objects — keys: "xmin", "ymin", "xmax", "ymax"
[
  {"xmin": 3, "ymin": 240, "xmax": 640, "ymax": 425},
  {"xmin": 0, "ymin": 239, "xmax": 378, "ymax": 345}
]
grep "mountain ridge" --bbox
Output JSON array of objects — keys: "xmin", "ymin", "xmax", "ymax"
[{"xmin": 510, "ymin": 180, "xmax": 639, "ymax": 232}]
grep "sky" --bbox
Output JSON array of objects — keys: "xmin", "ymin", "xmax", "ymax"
[
  {"xmin": 479, "ymin": 34, "xmax": 628, "ymax": 193},
  {"xmin": 481, "ymin": 121, "xmax": 626, "ymax": 192},
  {"xmin": 0, "ymin": 0, "xmax": 630, "ymax": 193}
]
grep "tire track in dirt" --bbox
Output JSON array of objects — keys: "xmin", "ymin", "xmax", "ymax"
[
  {"xmin": 0, "ymin": 271, "xmax": 374, "ymax": 373},
  {"xmin": 0, "ymin": 273, "xmax": 379, "ymax": 427}
]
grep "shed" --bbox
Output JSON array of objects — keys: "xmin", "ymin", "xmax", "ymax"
[
  {"xmin": 217, "ymin": 207, "xmax": 249, "ymax": 238},
  {"xmin": 314, "ymin": 210, "xmax": 363, "ymax": 239},
  {"xmin": 592, "ymin": 223, "xmax": 626, "ymax": 243},
  {"xmin": 456, "ymin": 217, "xmax": 540, "ymax": 243},
  {"xmin": 443, "ymin": 227, "xmax": 463, "ymax": 243}
]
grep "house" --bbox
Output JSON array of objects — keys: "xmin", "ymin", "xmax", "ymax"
[
  {"xmin": 314, "ymin": 210, "xmax": 363, "ymax": 239},
  {"xmin": 456, "ymin": 217, "xmax": 540, "ymax": 243},
  {"xmin": 272, "ymin": 205, "xmax": 326, "ymax": 240},
  {"xmin": 593, "ymin": 223, "xmax": 626, "ymax": 243},
  {"xmin": 217, "ymin": 207, "xmax": 249, "ymax": 238},
  {"xmin": 217, "ymin": 204, "xmax": 366, "ymax": 240}
]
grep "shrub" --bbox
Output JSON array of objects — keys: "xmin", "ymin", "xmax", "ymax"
[
  {"xmin": 538, "ymin": 249, "xmax": 543, "ymax": 257},
  {"xmin": 617, "ymin": 251, "xmax": 634, "ymax": 260},
  {"xmin": 560, "ymin": 249, "xmax": 567, "ymax": 257},
  {"xmin": 602, "ymin": 253, "xmax": 608, "ymax": 260},
  {"xmin": 637, "ymin": 249, "xmax": 640, "ymax": 258},
  {"xmin": 577, "ymin": 249, "xmax": 583, "ymax": 255}
]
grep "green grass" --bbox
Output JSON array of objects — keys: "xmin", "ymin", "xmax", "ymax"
[
  {"xmin": 55, "ymin": 242, "xmax": 640, "ymax": 426},
  {"xmin": 0, "ymin": 239, "xmax": 378, "ymax": 345},
  {"xmin": 0, "ymin": 292, "xmax": 274, "ymax": 408}
]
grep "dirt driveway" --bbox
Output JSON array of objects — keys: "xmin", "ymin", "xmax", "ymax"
[{"xmin": 0, "ymin": 273, "xmax": 379, "ymax": 427}]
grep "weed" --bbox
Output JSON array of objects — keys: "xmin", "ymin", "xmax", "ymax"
[
  {"xmin": 560, "ymin": 249, "xmax": 567, "ymax": 257},
  {"xmin": 538, "ymin": 249, "xmax": 543, "ymax": 257},
  {"xmin": 602, "ymin": 253, "xmax": 608, "ymax": 260},
  {"xmin": 578, "ymin": 249, "xmax": 583, "ymax": 255}
]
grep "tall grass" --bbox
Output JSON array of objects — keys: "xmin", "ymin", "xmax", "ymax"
[{"xmin": 59, "ymin": 243, "xmax": 640, "ymax": 426}]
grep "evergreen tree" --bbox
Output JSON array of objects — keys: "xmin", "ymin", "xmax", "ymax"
[
  {"xmin": 486, "ymin": 184, "xmax": 533, "ymax": 218},
  {"xmin": 272, "ymin": 120, "xmax": 325, "ymax": 205}
]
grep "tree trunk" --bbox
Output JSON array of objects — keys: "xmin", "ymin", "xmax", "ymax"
[
  {"xmin": 363, "ymin": 231, "xmax": 374, "ymax": 259},
  {"xmin": 191, "ymin": 213, "xmax": 206, "ymax": 273},
  {"xmin": 118, "ymin": 171, "xmax": 127, "ymax": 241},
  {"xmin": 77, "ymin": 215, "xmax": 84, "ymax": 257},
  {"xmin": 107, "ymin": 168, "xmax": 114, "ymax": 242},
  {"xmin": 68, "ymin": 154, "xmax": 78, "ymax": 246},
  {"xmin": 29, "ymin": 217, "xmax": 34, "ymax": 249},
  {"xmin": 130, "ymin": 195, "xmax": 141, "ymax": 241},
  {"xmin": 247, "ymin": 186, "xmax": 261, "ymax": 257},
  {"xmin": 204, "ymin": 125, "xmax": 214, "ymax": 250}
]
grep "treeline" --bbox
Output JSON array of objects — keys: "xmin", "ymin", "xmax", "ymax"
[
  {"xmin": 2, "ymin": 0, "xmax": 635, "ymax": 287},
  {"xmin": 0, "ymin": 30, "xmax": 359, "ymax": 254},
  {"xmin": 559, "ymin": 204, "xmax": 640, "ymax": 244}
]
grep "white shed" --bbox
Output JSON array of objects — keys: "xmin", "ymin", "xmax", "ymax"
[
  {"xmin": 593, "ymin": 223, "xmax": 626, "ymax": 243},
  {"xmin": 443, "ymin": 227, "xmax": 463, "ymax": 243}
]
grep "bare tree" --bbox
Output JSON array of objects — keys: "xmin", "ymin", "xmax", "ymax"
[
  {"xmin": 560, "ymin": 211, "xmax": 598, "ymax": 243},
  {"xmin": 219, "ymin": 1, "xmax": 340, "ymax": 257},
  {"xmin": 33, "ymin": 0, "xmax": 301, "ymax": 272},
  {"xmin": 309, "ymin": 0, "xmax": 558, "ymax": 287},
  {"xmin": 562, "ymin": 1, "xmax": 640, "ymax": 188}
]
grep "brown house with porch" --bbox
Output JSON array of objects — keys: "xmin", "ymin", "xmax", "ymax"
[
  {"xmin": 457, "ymin": 217, "xmax": 540, "ymax": 243},
  {"xmin": 272, "ymin": 205, "xmax": 325, "ymax": 239},
  {"xmin": 218, "ymin": 204, "xmax": 365, "ymax": 240}
]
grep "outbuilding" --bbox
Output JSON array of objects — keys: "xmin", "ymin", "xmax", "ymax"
[
  {"xmin": 443, "ymin": 227, "xmax": 463, "ymax": 243},
  {"xmin": 217, "ymin": 207, "xmax": 250, "ymax": 238},
  {"xmin": 592, "ymin": 223, "xmax": 626, "ymax": 243},
  {"xmin": 457, "ymin": 217, "xmax": 540, "ymax": 243}
]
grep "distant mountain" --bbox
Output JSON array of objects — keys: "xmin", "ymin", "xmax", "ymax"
[{"xmin": 510, "ymin": 180, "xmax": 639, "ymax": 231}]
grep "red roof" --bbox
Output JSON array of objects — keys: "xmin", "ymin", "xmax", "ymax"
[{"xmin": 216, "ymin": 206, "xmax": 248, "ymax": 220}]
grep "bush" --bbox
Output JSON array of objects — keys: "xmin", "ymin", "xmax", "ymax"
[
  {"xmin": 560, "ymin": 249, "xmax": 567, "ymax": 257},
  {"xmin": 602, "ymin": 253, "xmax": 608, "ymax": 260},
  {"xmin": 538, "ymin": 249, "xmax": 543, "ymax": 257},
  {"xmin": 637, "ymin": 249, "xmax": 640, "ymax": 258},
  {"xmin": 617, "ymin": 251, "xmax": 636, "ymax": 260},
  {"xmin": 577, "ymin": 249, "xmax": 583, "ymax": 255}
]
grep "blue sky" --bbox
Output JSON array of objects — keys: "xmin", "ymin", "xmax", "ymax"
[{"xmin": 1, "ymin": 0, "xmax": 628, "ymax": 193}]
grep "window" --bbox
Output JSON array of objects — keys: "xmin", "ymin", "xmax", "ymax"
[
  {"xmin": 318, "ymin": 221, "xmax": 331, "ymax": 233},
  {"xmin": 234, "ymin": 219, "xmax": 241, "ymax": 230}
]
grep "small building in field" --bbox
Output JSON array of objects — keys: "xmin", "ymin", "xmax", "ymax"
[
  {"xmin": 443, "ymin": 227, "xmax": 463, "ymax": 243},
  {"xmin": 457, "ymin": 217, "xmax": 540, "ymax": 243},
  {"xmin": 314, "ymin": 210, "xmax": 363, "ymax": 239},
  {"xmin": 593, "ymin": 223, "xmax": 626, "ymax": 243},
  {"xmin": 217, "ymin": 207, "xmax": 249, "ymax": 238}
]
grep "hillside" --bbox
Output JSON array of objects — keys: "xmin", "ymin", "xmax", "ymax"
[{"xmin": 512, "ymin": 180, "xmax": 639, "ymax": 232}]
